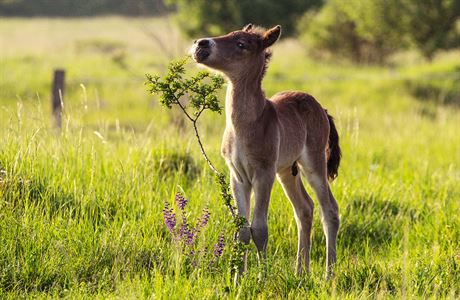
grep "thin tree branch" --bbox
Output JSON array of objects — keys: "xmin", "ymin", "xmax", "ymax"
[
  {"xmin": 175, "ymin": 98, "xmax": 195, "ymax": 123},
  {"xmin": 191, "ymin": 119, "xmax": 220, "ymax": 176}
]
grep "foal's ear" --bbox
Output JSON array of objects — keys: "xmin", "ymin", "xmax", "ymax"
[
  {"xmin": 242, "ymin": 23, "xmax": 253, "ymax": 32},
  {"xmin": 262, "ymin": 25, "xmax": 281, "ymax": 48}
]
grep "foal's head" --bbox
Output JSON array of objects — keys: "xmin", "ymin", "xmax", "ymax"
[{"xmin": 191, "ymin": 24, "xmax": 281, "ymax": 80}]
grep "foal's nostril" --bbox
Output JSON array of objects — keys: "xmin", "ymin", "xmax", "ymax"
[{"xmin": 197, "ymin": 39, "xmax": 210, "ymax": 47}]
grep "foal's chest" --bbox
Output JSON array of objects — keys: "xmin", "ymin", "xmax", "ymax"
[{"xmin": 221, "ymin": 130, "xmax": 254, "ymax": 179}]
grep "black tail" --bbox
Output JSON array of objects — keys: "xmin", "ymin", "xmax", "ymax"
[{"xmin": 326, "ymin": 112, "xmax": 341, "ymax": 181}]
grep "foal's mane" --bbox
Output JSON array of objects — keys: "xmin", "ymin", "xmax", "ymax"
[{"xmin": 244, "ymin": 25, "xmax": 273, "ymax": 79}]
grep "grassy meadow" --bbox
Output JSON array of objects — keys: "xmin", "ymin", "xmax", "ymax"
[{"xmin": 0, "ymin": 17, "xmax": 459, "ymax": 298}]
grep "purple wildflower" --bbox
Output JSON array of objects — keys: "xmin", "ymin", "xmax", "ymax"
[
  {"xmin": 190, "ymin": 252, "xmax": 198, "ymax": 267},
  {"xmin": 213, "ymin": 234, "xmax": 225, "ymax": 257},
  {"xmin": 179, "ymin": 217, "xmax": 195, "ymax": 245},
  {"xmin": 196, "ymin": 208, "xmax": 210, "ymax": 231},
  {"xmin": 185, "ymin": 229, "xmax": 195, "ymax": 245},
  {"xmin": 162, "ymin": 202, "xmax": 176, "ymax": 232},
  {"xmin": 175, "ymin": 194, "xmax": 188, "ymax": 210}
]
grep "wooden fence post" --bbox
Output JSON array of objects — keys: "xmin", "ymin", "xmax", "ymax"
[{"xmin": 52, "ymin": 69, "xmax": 65, "ymax": 129}]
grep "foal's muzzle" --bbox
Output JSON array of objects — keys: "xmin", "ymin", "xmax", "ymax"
[{"xmin": 192, "ymin": 38, "xmax": 212, "ymax": 62}]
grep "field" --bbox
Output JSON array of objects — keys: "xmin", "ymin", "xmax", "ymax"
[{"xmin": 0, "ymin": 17, "xmax": 459, "ymax": 299}]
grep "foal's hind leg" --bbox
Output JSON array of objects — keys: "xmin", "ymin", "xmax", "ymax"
[
  {"xmin": 299, "ymin": 150, "xmax": 340, "ymax": 274},
  {"xmin": 277, "ymin": 167, "xmax": 314, "ymax": 275}
]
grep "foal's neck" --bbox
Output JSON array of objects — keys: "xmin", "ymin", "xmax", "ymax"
[{"xmin": 225, "ymin": 68, "xmax": 266, "ymax": 128}]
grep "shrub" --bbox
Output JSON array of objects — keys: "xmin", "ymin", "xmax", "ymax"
[
  {"xmin": 299, "ymin": 0, "xmax": 460, "ymax": 63},
  {"xmin": 401, "ymin": 0, "xmax": 460, "ymax": 60},
  {"xmin": 298, "ymin": 0, "xmax": 406, "ymax": 64}
]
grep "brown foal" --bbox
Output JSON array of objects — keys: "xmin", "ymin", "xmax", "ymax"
[{"xmin": 191, "ymin": 24, "xmax": 341, "ymax": 275}]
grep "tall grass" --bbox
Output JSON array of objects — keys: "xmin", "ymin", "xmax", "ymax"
[{"xmin": 0, "ymin": 17, "xmax": 459, "ymax": 298}]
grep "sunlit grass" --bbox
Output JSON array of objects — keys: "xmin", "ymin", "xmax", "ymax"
[{"xmin": 0, "ymin": 17, "xmax": 459, "ymax": 298}]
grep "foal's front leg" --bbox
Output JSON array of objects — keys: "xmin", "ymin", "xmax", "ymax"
[
  {"xmin": 251, "ymin": 170, "xmax": 276, "ymax": 263},
  {"xmin": 230, "ymin": 173, "xmax": 251, "ymax": 272}
]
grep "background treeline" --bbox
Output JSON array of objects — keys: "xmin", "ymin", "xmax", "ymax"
[
  {"xmin": 172, "ymin": 0, "xmax": 460, "ymax": 62},
  {"xmin": 168, "ymin": 0, "xmax": 323, "ymax": 37},
  {"xmin": 0, "ymin": 0, "xmax": 166, "ymax": 16},
  {"xmin": 1, "ymin": 0, "xmax": 459, "ymax": 63}
]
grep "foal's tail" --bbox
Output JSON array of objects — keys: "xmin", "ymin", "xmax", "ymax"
[{"xmin": 326, "ymin": 112, "xmax": 341, "ymax": 181}]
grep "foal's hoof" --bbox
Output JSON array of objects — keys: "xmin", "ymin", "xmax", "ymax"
[{"xmin": 325, "ymin": 268, "xmax": 335, "ymax": 280}]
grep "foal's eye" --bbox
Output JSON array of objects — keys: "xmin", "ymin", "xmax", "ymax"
[{"xmin": 237, "ymin": 42, "xmax": 246, "ymax": 49}]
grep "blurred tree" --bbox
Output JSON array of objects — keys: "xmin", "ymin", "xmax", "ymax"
[
  {"xmin": 167, "ymin": 0, "xmax": 323, "ymax": 37},
  {"xmin": 298, "ymin": 0, "xmax": 406, "ymax": 63},
  {"xmin": 401, "ymin": 0, "xmax": 460, "ymax": 60},
  {"xmin": 0, "ymin": 0, "xmax": 167, "ymax": 16},
  {"xmin": 299, "ymin": 0, "xmax": 460, "ymax": 63}
]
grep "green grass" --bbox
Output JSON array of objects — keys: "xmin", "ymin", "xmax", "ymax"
[{"xmin": 0, "ymin": 17, "xmax": 459, "ymax": 299}]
